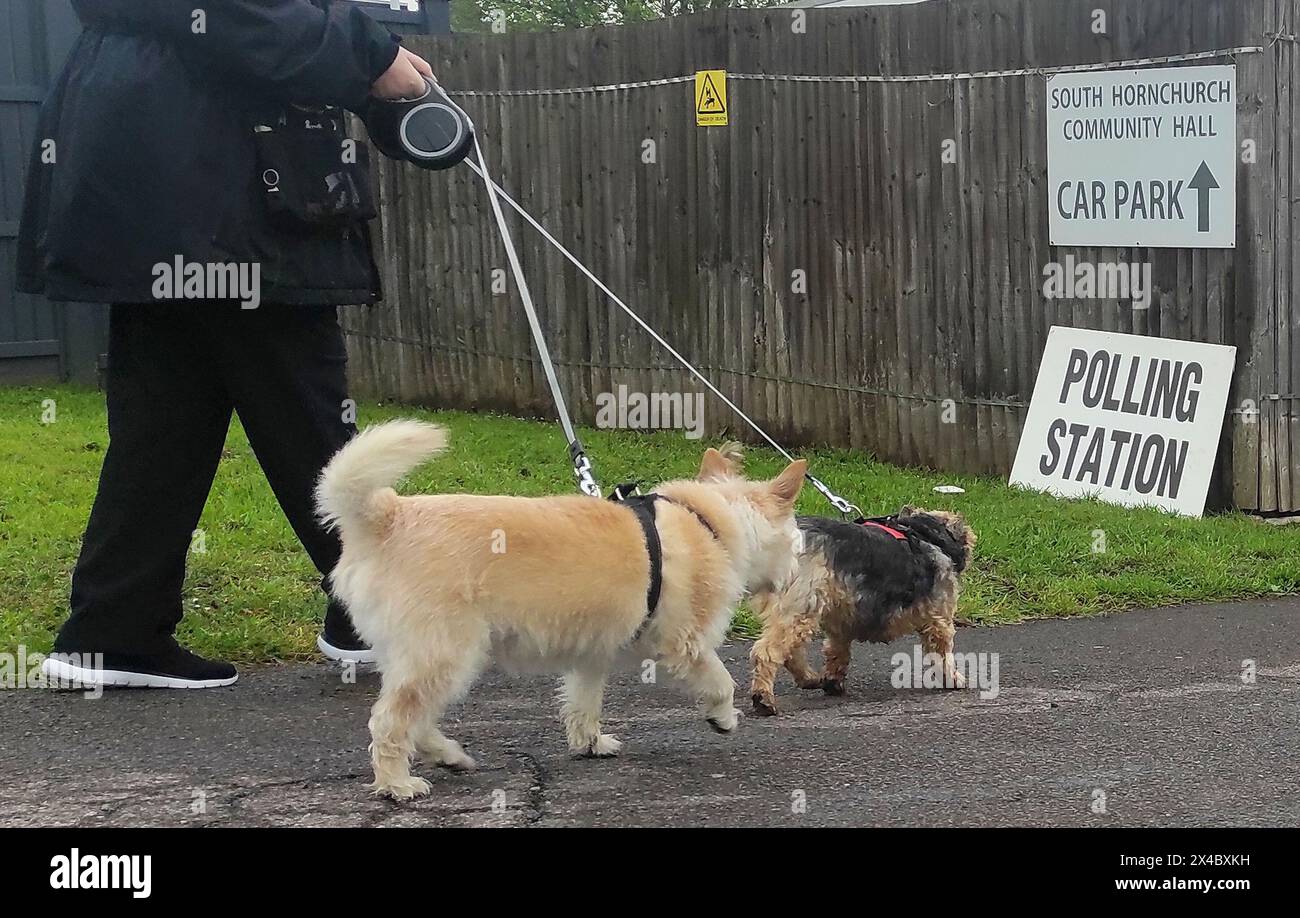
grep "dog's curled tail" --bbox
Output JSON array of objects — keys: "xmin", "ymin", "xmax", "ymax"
[{"xmin": 315, "ymin": 420, "xmax": 449, "ymax": 536}]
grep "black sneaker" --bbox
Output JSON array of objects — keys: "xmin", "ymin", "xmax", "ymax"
[
  {"xmin": 41, "ymin": 640, "xmax": 238, "ymax": 689},
  {"xmin": 318, "ymin": 600, "xmax": 377, "ymax": 666}
]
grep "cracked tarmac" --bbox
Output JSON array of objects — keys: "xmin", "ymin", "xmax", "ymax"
[{"xmin": 3, "ymin": 597, "xmax": 1299, "ymax": 827}]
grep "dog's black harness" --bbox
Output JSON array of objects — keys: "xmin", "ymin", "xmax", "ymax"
[{"xmin": 610, "ymin": 484, "xmax": 719, "ymax": 636}]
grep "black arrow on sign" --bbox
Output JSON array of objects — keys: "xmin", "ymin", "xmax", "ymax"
[{"xmin": 1188, "ymin": 160, "xmax": 1220, "ymax": 233}]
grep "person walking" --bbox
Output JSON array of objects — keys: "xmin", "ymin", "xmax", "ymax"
[{"xmin": 20, "ymin": 0, "xmax": 433, "ymax": 688}]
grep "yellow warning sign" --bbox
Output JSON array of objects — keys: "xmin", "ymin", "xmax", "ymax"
[{"xmin": 695, "ymin": 70, "xmax": 728, "ymax": 126}]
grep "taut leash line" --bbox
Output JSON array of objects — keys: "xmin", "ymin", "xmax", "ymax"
[
  {"xmin": 427, "ymin": 82, "xmax": 860, "ymax": 517},
  {"xmin": 448, "ymin": 91, "xmax": 602, "ymax": 498},
  {"xmin": 459, "ymin": 155, "xmax": 860, "ymax": 518}
]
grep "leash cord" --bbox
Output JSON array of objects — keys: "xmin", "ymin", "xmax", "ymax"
[
  {"xmin": 431, "ymin": 83, "xmax": 860, "ymax": 517},
  {"xmin": 450, "ymin": 89, "xmax": 602, "ymax": 498}
]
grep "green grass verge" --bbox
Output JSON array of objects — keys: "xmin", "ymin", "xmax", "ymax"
[{"xmin": 1, "ymin": 385, "xmax": 1296, "ymax": 663}]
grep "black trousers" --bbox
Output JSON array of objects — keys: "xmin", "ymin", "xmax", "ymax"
[{"xmin": 55, "ymin": 303, "xmax": 357, "ymax": 655}]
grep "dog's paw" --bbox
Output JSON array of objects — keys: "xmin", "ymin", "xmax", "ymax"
[
  {"xmin": 371, "ymin": 774, "xmax": 432, "ymax": 800},
  {"xmin": 821, "ymin": 678, "xmax": 846, "ymax": 696},
  {"xmin": 582, "ymin": 734, "xmax": 622, "ymax": 758},
  {"xmin": 751, "ymin": 693, "xmax": 779, "ymax": 717},
  {"xmin": 437, "ymin": 746, "xmax": 478, "ymax": 772},
  {"xmin": 707, "ymin": 708, "xmax": 740, "ymax": 733},
  {"xmin": 944, "ymin": 670, "xmax": 967, "ymax": 690},
  {"xmin": 415, "ymin": 735, "xmax": 477, "ymax": 771}
]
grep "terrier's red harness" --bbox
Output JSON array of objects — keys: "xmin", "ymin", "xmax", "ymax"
[{"xmin": 858, "ymin": 518, "xmax": 908, "ymax": 541}]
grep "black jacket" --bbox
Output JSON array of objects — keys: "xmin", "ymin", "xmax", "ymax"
[{"xmin": 17, "ymin": 0, "xmax": 402, "ymax": 306}]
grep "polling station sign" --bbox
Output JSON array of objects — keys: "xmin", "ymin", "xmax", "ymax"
[
  {"xmin": 1047, "ymin": 65, "xmax": 1236, "ymax": 248},
  {"xmin": 1010, "ymin": 328, "xmax": 1236, "ymax": 517}
]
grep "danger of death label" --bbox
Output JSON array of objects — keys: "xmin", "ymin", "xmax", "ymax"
[
  {"xmin": 1047, "ymin": 64, "xmax": 1237, "ymax": 248},
  {"xmin": 695, "ymin": 70, "xmax": 728, "ymax": 126}
]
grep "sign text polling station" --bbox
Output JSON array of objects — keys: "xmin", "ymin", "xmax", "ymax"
[{"xmin": 1010, "ymin": 328, "xmax": 1236, "ymax": 517}]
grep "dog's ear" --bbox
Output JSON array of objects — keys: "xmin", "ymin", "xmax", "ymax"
[
  {"xmin": 768, "ymin": 459, "xmax": 808, "ymax": 507},
  {"xmin": 950, "ymin": 514, "xmax": 976, "ymax": 552},
  {"xmin": 698, "ymin": 448, "xmax": 734, "ymax": 481},
  {"xmin": 718, "ymin": 441, "xmax": 745, "ymax": 471}
]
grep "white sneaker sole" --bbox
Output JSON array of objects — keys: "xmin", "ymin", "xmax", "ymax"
[
  {"xmin": 317, "ymin": 635, "xmax": 378, "ymax": 667},
  {"xmin": 40, "ymin": 656, "xmax": 238, "ymax": 690}
]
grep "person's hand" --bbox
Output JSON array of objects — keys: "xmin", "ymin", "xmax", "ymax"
[{"xmin": 372, "ymin": 47, "xmax": 434, "ymax": 100}]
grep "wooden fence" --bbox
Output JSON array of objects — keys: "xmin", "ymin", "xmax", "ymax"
[{"xmin": 342, "ymin": 0, "xmax": 1300, "ymax": 513}]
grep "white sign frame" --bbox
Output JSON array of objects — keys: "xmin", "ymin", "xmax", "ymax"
[
  {"xmin": 1010, "ymin": 327, "xmax": 1236, "ymax": 517},
  {"xmin": 1047, "ymin": 64, "xmax": 1237, "ymax": 249}
]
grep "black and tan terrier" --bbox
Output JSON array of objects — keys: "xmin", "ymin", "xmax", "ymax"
[{"xmin": 749, "ymin": 507, "xmax": 976, "ymax": 716}]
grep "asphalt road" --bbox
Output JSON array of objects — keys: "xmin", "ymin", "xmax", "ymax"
[{"xmin": 3, "ymin": 597, "xmax": 1298, "ymax": 827}]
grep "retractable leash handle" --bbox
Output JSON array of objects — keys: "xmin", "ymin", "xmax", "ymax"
[{"xmin": 364, "ymin": 76, "xmax": 475, "ymax": 170}]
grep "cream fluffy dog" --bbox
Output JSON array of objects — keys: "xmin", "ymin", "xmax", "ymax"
[{"xmin": 316, "ymin": 420, "xmax": 806, "ymax": 799}]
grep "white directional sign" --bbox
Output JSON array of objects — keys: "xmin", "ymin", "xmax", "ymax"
[
  {"xmin": 1010, "ymin": 327, "xmax": 1236, "ymax": 517},
  {"xmin": 1047, "ymin": 65, "xmax": 1236, "ymax": 248}
]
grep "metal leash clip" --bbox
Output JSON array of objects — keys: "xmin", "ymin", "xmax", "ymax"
[
  {"xmin": 569, "ymin": 443, "xmax": 603, "ymax": 499},
  {"xmin": 806, "ymin": 474, "xmax": 862, "ymax": 520}
]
